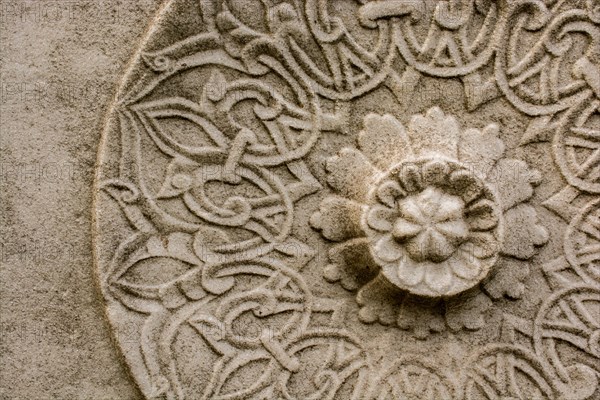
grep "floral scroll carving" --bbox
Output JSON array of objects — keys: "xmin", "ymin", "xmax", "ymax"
[
  {"xmin": 311, "ymin": 107, "xmax": 548, "ymax": 334},
  {"xmin": 95, "ymin": 1, "xmax": 600, "ymax": 399}
]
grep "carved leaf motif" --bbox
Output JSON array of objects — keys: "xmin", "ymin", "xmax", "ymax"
[
  {"xmin": 200, "ymin": 351, "xmax": 276, "ymax": 400},
  {"xmin": 111, "ymin": 232, "xmax": 204, "ymax": 312},
  {"xmin": 132, "ymin": 97, "xmax": 229, "ymax": 162},
  {"xmin": 93, "ymin": 1, "xmax": 600, "ymax": 398}
]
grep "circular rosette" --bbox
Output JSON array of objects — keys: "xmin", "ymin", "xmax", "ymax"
[
  {"xmin": 311, "ymin": 107, "xmax": 548, "ymax": 334},
  {"xmin": 364, "ymin": 158, "xmax": 503, "ymax": 297}
]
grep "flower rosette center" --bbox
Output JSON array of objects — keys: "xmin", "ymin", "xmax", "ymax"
[
  {"xmin": 311, "ymin": 107, "xmax": 549, "ymax": 334},
  {"xmin": 363, "ymin": 158, "xmax": 503, "ymax": 297}
]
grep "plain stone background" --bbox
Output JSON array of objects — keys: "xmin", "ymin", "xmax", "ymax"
[{"xmin": 1, "ymin": 1, "xmax": 166, "ymax": 398}]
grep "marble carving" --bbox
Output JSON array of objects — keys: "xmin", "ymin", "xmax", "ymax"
[{"xmin": 94, "ymin": 1, "xmax": 600, "ymax": 399}]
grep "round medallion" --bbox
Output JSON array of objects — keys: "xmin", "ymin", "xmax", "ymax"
[{"xmin": 364, "ymin": 158, "xmax": 502, "ymax": 297}]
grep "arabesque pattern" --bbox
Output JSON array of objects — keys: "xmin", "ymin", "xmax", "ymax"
[{"xmin": 94, "ymin": 1, "xmax": 600, "ymax": 399}]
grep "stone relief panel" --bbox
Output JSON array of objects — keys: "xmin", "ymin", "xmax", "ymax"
[{"xmin": 93, "ymin": 1, "xmax": 600, "ymax": 399}]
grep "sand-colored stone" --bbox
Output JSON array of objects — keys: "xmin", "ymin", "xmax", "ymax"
[
  {"xmin": 3, "ymin": 1, "xmax": 600, "ymax": 399},
  {"xmin": 1, "ymin": 1, "xmax": 162, "ymax": 398}
]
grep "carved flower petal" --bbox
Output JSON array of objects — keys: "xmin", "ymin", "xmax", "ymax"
[
  {"xmin": 367, "ymin": 205, "xmax": 397, "ymax": 232},
  {"xmin": 398, "ymin": 197, "xmax": 427, "ymax": 224},
  {"xmin": 436, "ymin": 220, "xmax": 469, "ymax": 242},
  {"xmin": 374, "ymin": 234, "xmax": 404, "ymax": 262},
  {"xmin": 397, "ymin": 256, "xmax": 425, "ymax": 286},
  {"xmin": 377, "ymin": 180, "xmax": 406, "ymax": 207},
  {"xmin": 428, "ymin": 230, "xmax": 456, "ymax": 261},
  {"xmin": 466, "ymin": 199, "xmax": 498, "ymax": 231},
  {"xmin": 397, "ymin": 295, "xmax": 445, "ymax": 339},
  {"xmin": 415, "ymin": 186, "xmax": 444, "ymax": 218},
  {"xmin": 458, "ymin": 124, "xmax": 505, "ymax": 179},
  {"xmin": 449, "ymin": 169, "xmax": 483, "ymax": 203},
  {"xmin": 397, "ymin": 163, "xmax": 423, "ymax": 193},
  {"xmin": 501, "ymin": 204, "xmax": 549, "ymax": 260},
  {"xmin": 310, "ymin": 196, "xmax": 365, "ymax": 242},
  {"xmin": 422, "ymin": 159, "xmax": 451, "ymax": 186},
  {"xmin": 445, "ymin": 290, "xmax": 492, "ymax": 331},
  {"xmin": 407, "ymin": 107, "xmax": 459, "ymax": 159},
  {"xmin": 358, "ymin": 114, "xmax": 413, "ymax": 170},
  {"xmin": 328, "ymin": 238, "xmax": 379, "ymax": 290},
  {"xmin": 325, "ymin": 148, "xmax": 378, "ymax": 203},
  {"xmin": 424, "ymin": 261, "xmax": 453, "ymax": 294},
  {"xmin": 465, "ymin": 232, "xmax": 499, "ymax": 259},
  {"xmin": 406, "ymin": 229, "xmax": 455, "ymax": 263},
  {"xmin": 357, "ymin": 273, "xmax": 403, "ymax": 325},
  {"xmin": 449, "ymin": 250, "xmax": 482, "ymax": 279},
  {"xmin": 433, "ymin": 194, "xmax": 464, "ymax": 222},
  {"xmin": 483, "ymin": 258, "xmax": 529, "ymax": 300},
  {"xmin": 487, "ymin": 158, "xmax": 542, "ymax": 210},
  {"xmin": 405, "ymin": 231, "xmax": 429, "ymax": 261},
  {"xmin": 392, "ymin": 218, "xmax": 423, "ymax": 241}
]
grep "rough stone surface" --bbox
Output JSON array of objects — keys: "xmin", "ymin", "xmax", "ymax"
[
  {"xmin": 4, "ymin": 1, "xmax": 600, "ymax": 399},
  {"xmin": 1, "ymin": 1, "xmax": 161, "ymax": 399}
]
